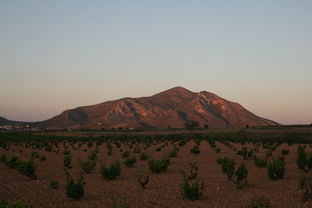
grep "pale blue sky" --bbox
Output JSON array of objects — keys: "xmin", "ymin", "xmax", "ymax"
[{"xmin": 0, "ymin": 1, "xmax": 311, "ymax": 124}]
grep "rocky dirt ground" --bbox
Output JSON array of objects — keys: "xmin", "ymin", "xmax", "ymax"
[{"xmin": 1, "ymin": 140, "xmax": 312, "ymax": 208}]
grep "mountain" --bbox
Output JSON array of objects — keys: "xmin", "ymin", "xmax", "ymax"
[
  {"xmin": 36, "ymin": 86, "xmax": 278, "ymax": 129},
  {"xmin": 0, "ymin": 116, "xmax": 31, "ymax": 126}
]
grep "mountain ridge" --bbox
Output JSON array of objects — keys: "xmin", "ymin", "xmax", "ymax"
[{"xmin": 1, "ymin": 87, "xmax": 279, "ymax": 129}]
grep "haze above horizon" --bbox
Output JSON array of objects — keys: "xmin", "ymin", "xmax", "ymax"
[{"xmin": 0, "ymin": 1, "xmax": 311, "ymax": 125}]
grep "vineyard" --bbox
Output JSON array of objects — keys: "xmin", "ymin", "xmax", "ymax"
[{"xmin": 1, "ymin": 127, "xmax": 312, "ymax": 208}]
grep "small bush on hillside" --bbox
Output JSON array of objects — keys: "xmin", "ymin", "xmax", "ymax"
[
  {"xmin": 267, "ymin": 157, "xmax": 285, "ymax": 180},
  {"xmin": 247, "ymin": 197, "xmax": 271, "ymax": 208},
  {"xmin": 168, "ymin": 147, "xmax": 179, "ymax": 158},
  {"xmin": 306, "ymin": 153, "xmax": 312, "ymax": 171},
  {"xmin": 139, "ymin": 152, "xmax": 148, "ymax": 160},
  {"xmin": 179, "ymin": 163, "xmax": 198, "ymax": 180},
  {"xmin": 133, "ymin": 146, "xmax": 141, "ymax": 154},
  {"xmin": 122, "ymin": 151, "xmax": 130, "ymax": 158},
  {"xmin": 299, "ymin": 176, "xmax": 312, "ymax": 202},
  {"xmin": 237, "ymin": 147, "xmax": 253, "ymax": 160},
  {"xmin": 190, "ymin": 146, "xmax": 200, "ymax": 155},
  {"xmin": 49, "ymin": 180, "xmax": 59, "ymax": 189},
  {"xmin": 63, "ymin": 150, "xmax": 70, "ymax": 155},
  {"xmin": 178, "ymin": 140, "xmax": 187, "ymax": 147},
  {"xmin": 80, "ymin": 159, "xmax": 96, "ymax": 174},
  {"xmin": 124, "ymin": 157, "xmax": 136, "ymax": 168},
  {"xmin": 265, "ymin": 150, "xmax": 272, "ymax": 158},
  {"xmin": 179, "ymin": 163, "xmax": 204, "ymax": 200},
  {"xmin": 65, "ymin": 171, "xmax": 85, "ymax": 200},
  {"xmin": 148, "ymin": 157, "xmax": 170, "ymax": 173},
  {"xmin": 64, "ymin": 155, "xmax": 72, "ymax": 168},
  {"xmin": 297, "ymin": 145, "xmax": 307, "ymax": 170},
  {"xmin": 107, "ymin": 144, "xmax": 113, "ymax": 155},
  {"xmin": 101, "ymin": 160, "xmax": 121, "ymax": 180},
  {"xmin": 155, "ymin": 146, "xmax": 162, "ymax": 152},
  {"xmin": 0, "ymin": 200, "xmax": 32, "ymax": 208},
  {"xmin": 217, "ymin": 157, "xmax": 248, "ymax": 188},
  {"xmin": 234, "ymin": 163, "xmax": 248, "ymax": 188},
  {"xmin": 16, "ymin": 159, "xmax": 37, "ymax": 180},
  {"xmin": 253, "ymin": 143, "xmax": 260, "ymax": 153},
  {"xmin": 220, "ymin": 157, "xmax": 235, "ymax": 181},
  {"xmin": 39, "ymin": 155, "xmax": 46, "ymax": 161},
  {"xmin": 111, "ymin": 195, "xmax": 130, "ymax": 208},
  {"xmin": 1, "ymin": 154, "xmax": 37, "ymax": 179},
  {"xmin": 216, "ymin": 157, "xmax": 223, "ymax": 164},
  {"xmin": 0, "ymin": 154, "xmax": 7, "ymax": 163},
  {"xmin": 88, "ymin": 149, "xmax": 99, "ymax": 161},
  {"xmin": 215, "ymin": 147, "xmax": 221, "ymax": 153},
  {"xmin": 281, "ymin": 149, "xmax": 290, "ymax": 155},
  {"xmin": 180, "ymin": 178, "xmax": 204, "ymax": 200},
  {"xmin": 253, "ymin": 155, "xmax": 267, "ymax": 168},
  {"xmin": 31, "ymin": 151, "xmax": 40, "ymax": 159},
  {"xmin": 7, "ymin": 155, "xmax": 20, "ymax": 169}
]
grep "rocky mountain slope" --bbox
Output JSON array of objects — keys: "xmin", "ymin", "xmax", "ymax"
[{"xmin": 36, "ymin": 86, "xmax": 278, "ymax": 129}]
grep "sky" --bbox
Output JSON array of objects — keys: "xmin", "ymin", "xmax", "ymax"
[{"xmin": 0, "ymin": 1, "xmax": 311, "ymax": 125}]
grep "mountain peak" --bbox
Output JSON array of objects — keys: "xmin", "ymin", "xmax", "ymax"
[
  {"xmin": 154, "ymin": 86, "xmax": 193, "ymax": 97},
  {"xmin": 38, "ymin": 87, "xmax": 278, "ymax": 129}
]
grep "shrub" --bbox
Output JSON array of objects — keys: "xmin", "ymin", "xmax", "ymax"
[
  {"xmin": 63, "ymin": 149, "xmax": 70, "ymax": 155},
  {"xmin": 65, "ymin": 171, "xmax": 85, "ymax": 200},
  {"xmin": 39, "ymin": 155, "xmax": 46, "ymax": 161},
  {"xmin": 180, "ymin": 163, "xmax": 198, "ymax": 180},
  {"xmin": 190, "ymin": 146, "xmax": 200, "ymax": 155},
  {"xmin": 1, "ymin": 154, "xmax": 37, "ymax": 179},
  {"xmin": 101, "ymin": 160, "xmax": 121, "ymax": 180},
  {"xmin": 80, "ymin": 159, "xmax": 96, "ymax": 174},
  {"xmin": 281, "ymin": 149, "xmax": 290, "ymax": 155},
  {"xmin": 265, "ymin": 150, "xmax": 272, "ymax": 158},
  {"xmin": 107, "ymin": 144, "xmax": 113, "ymax": 155},
  {"xmin": 168, "ymin": 147, "xmax": 179, "ymax": 158},
  {"xmin": 307, "ymin": 153, "xmax": 312, "ymax": 171},
  {"xmin": 253, "ymin": 143, "xmax": 260, "ymax": 153},
  {"xmin": 112, "ymin": 195, "xmax": 130, "ymax": 208},
  {"xmin": 49, "ymin": 180, "xmax": 59, "ymax": 189},
  {"xmin": 234, "ymin": 163, "xmax": 248, "ymax": 188},
  {"xmin": 297, "ymin": 145, "xmax": 307, "ymax": 170},
  {"xmin": 89, "ymin": 149, "xmax": 99, "ymax": 161},
  {"xmin": 133, "ymin": 146, "xmax": 141, "ymax": 153},
  {"xmin": 247, "ymin": 197, "xmax": 271, "ymax": 208},
  {"xmin": 0, "ymin": 200, "xmax": 32, "ymax": 208},
  {"xmin": 139, "ymin": 152, "xmax": 149, "ymax": 160},
  {"xmin": 64, "ymin": 155, "xmax": 72, "ymax": 168},
  {"xmin": 122, "ymin": 151, "xmax": 130, "ymax": 158},
  {"xmin": 0, "ymin": 154, "xmax": 7, "ymax": 163},
  {"xmin": 299, "ymin": 176, "xmax": 312, "ymax": 202},
  {"xmin": 124, "ymin": 157, "xmax": 136, "ymax": 168},
  {"xmin": 180, "ymin": 178, "xmax": 204, "ymax": 200},
  {"xmin": 178, "ymin": 140, "xmax": 187, "ymax": 147},
  {"xmin": 7, "ymin": 155, "xmax": 20, "ymax": 169},
  {"xmin": 267, "ymin": 157, "xmax": 285, "ymax": 180},
  {"xmin": 221, "ymin": 157, "xmax": 235, "ymax": 181},
  {"xmin": 138, "ymin": 175, "xmax": 149, "ymax": 189},
  {"xmin": 16, "ymin": 159, "xmax": 37, "ymax": 180},
  {"xmin": 253, "ymin": 155, "xmax": 267, "ymax": 168},
  {"xmin": 114, "ymin": 141, "xmax": 121, "ymax": 148},
  {"xmin": 237, "ymin": 147, "xmax": 253, "ymax": 160},
  {"xmin": 148, "ymin": 157, "xmax": 170, "ymax": 173},
  {"xmin": 216, "ymin": 157, "xmax": 223, "ymax": 164},
  {"xmin": 215, "ymin": 147, "xmax": 221, "ymax": 153},
  {"xmin": 156, "ymin": 146, "xmax": 162, "ymax": 152},
  {"xmin": 31, "ymin": 151, "xmax": 40, "ymax": 159}
]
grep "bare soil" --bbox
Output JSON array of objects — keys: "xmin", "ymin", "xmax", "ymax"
[{"xmin": 1, "ymin": 140, "xmax": 312, "ymax": 208}]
